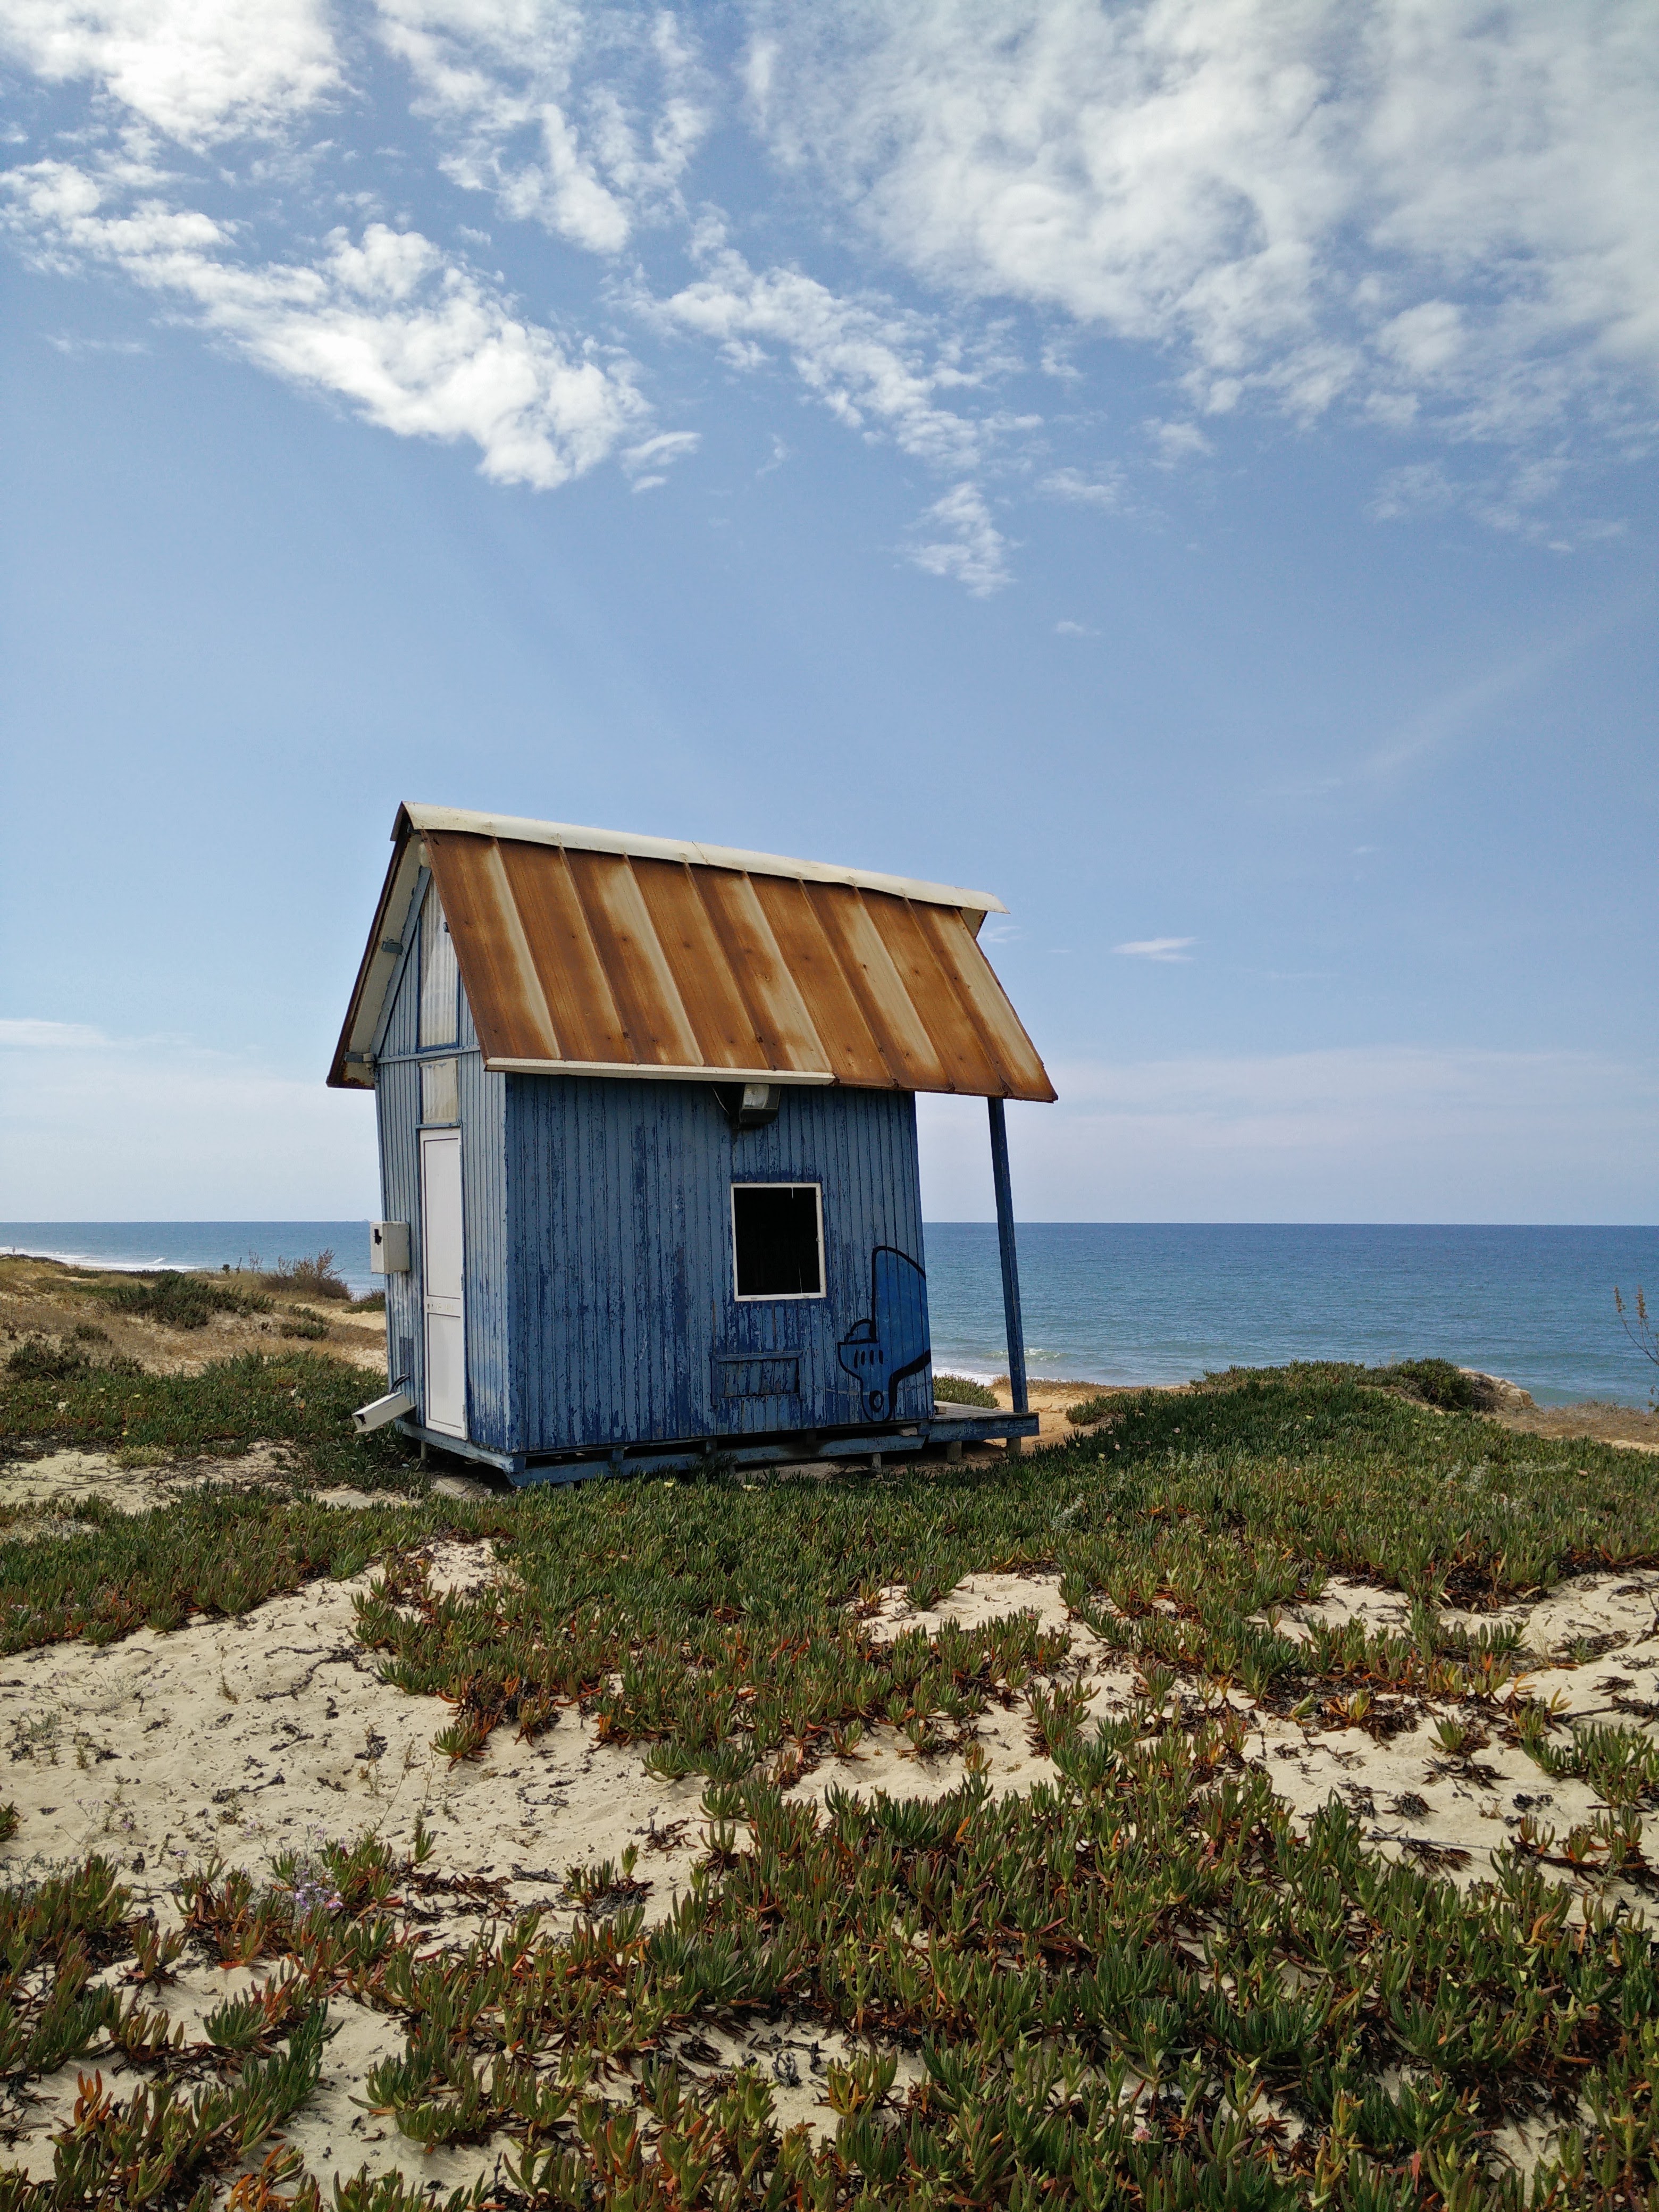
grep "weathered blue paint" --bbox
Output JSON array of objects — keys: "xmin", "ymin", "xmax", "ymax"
[
  {"xmin": 836, "ymin": 1249, "xmax": 931, "ymax": 1421},
  {"xmin": 986, "ymin": 1095, "xmax": 1028, "ymax": 1415},
  {"xmin": 504, "ymin": 1073, "xmax": 932, "ymax": 1455},
  {"xmin": 455, "ymin": 1050, "xmax": 510, "ymax": 1453},
  {"xmin": 374, "ymin": 876, "xmax": 946, "ymax": 1462}
]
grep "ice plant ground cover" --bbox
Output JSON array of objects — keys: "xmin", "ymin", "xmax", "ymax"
[{"xmin": 4, "ymin": 1352, "xmax": 1659, "ymax": 2207}]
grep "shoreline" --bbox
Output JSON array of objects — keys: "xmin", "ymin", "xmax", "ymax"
[
  {"xmin": 6, "ymin": 1224, "xmax": 1657, "ymax": 1404},
  {"xmin": 4, "ymin": 1246, "xmax": 1655, "ymax": 1438}
]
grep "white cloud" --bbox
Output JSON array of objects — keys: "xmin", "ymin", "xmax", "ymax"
[
  {"xmin": 1053, "ymin": 618, "xmax": 1097, "ymax": 635},
  {"xmin": 1378, "ymin": 298, "xmax": 1463, "ymax": 378},
  {"xmin": 374, "ymin": 0, "xmax": 708, "ymax": 253},
  {"xmin": 904, "ymin": 481, "xmax": 1011, "ymax": 595},
  {"xmin": 5, "ymin": 0, "xmax": 1652, "ymax": 544},
  {"xmin": 917, "ymin": 1045, "xmax": 1659, "ymax": 1222},
  {"xmin": 1144, "ymin": 417, "xmax": 1213, "ymax": 464},
  {"xmin": 652, "ymin": 239, "xmax": 992, "ymax": 471},
  {"xmin": 44, "ymin": 330, "xmax": 147, "ymax": 353},
  {"xmin": 623, "ymin": 428, "xmax": 697, "ymax": 467},
  {"xmin": 0, "ymin": 0, "xmax": 339, "ymax": 143},
  {"xmin": 745, "ymin": 2, "xmax": 1659, "ymax": 445},
  {"xmin": 0, "ymin": 1016, "xmax": 110, "ymax": 1049},
  {"xmin": 4, "ymin": 161, "xmax": 647, "ymax": 488},
  {"xmin": 621, "ymin": 427, "xmax": 698, "ymax": 490},
  {"xmin": 1040, "ymin": 465, "xmax": 1123, "ymax": 509},
  {"xmin": 1369, "ymin": 459, "xmax": 1456, "ymax": 521},
  {"xmin": 0, "ymin": 1019, "xmax": 378, "ymax": 1217},
  {"xmin": 1114, "ymin": 936, "xmax": 1196, "ymax": 962}
]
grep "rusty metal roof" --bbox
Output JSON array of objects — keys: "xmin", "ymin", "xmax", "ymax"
[{"xmin": 330, "ymin": 805, "xmax": 1055, "ymax": 1101}]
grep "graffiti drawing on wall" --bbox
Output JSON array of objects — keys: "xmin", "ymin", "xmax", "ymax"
[{"xmin": 837, "ymin": 1247, "xmax": 930, "ymax": 1420}]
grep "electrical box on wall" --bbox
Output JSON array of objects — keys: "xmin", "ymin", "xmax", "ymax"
[{"xmin": 371, "ymin": 1220, "xmax": 410, "ymax": 1273}]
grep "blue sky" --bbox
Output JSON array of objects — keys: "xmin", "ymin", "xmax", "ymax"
[{"xmin": 1, "ymin": 0, "xmax": 1655, "ymax": 1225}]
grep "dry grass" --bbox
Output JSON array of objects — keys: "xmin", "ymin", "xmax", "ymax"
[{"xmin": 0, "ymin": 1255, "xmax": 388, "ymax": 1382}]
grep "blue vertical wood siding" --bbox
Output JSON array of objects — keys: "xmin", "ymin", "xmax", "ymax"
[
  {"xmin": 375, "ymin": 875, "xmax": 935, "ymax": 1459},
  {"xmin": 504, "ymin": 1075, "xmax": 931, "ymax": 1454}
]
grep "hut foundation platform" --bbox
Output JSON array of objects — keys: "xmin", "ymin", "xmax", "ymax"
[{"xmin": 394, "ymin": 1406, "xmax": 1038, "ymax": 1485}]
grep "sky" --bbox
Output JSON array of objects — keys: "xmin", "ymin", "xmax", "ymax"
[{"xmin": 0, "ymin": 0, "xmax": 1655, "ymax": 1226}]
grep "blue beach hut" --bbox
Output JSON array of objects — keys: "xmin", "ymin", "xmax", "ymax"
[{"xmin": 329, "ymin": 806, "xmax": 1055, "ymax": 1482}]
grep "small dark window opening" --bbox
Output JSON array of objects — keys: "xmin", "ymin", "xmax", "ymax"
[{"xmin": 732, "ymin": 1184, "xmax": 823, "ymax": 1299}]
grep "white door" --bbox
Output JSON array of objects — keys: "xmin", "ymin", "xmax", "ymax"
[{"xmin": 420, "ymin": 1129, "xmax": 466, "ymax": 1438}]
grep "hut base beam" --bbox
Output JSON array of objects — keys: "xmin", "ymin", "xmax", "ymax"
[{"xmin": 395, "ymin": 1410, "xmax": 1041, "ymax": 1487}]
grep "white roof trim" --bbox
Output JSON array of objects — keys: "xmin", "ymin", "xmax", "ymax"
[
  {"xmin": 337, "ymin": 844, "xmax": 428, "ymax": 1082},
  {"xmin": 484, "ymin": 1058, "xmax": 837, "ymax": 1085},
  {"xmin": 403, "ymin": 804, "xmax": 1008, "ymax": 915}
]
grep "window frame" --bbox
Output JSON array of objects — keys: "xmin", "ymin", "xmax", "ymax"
[
  {"xmin": 730, "ymin": 1180, "xmax": 826, "ymax": 1303},
  {"xmin": 419, "ymin": 1055, "xmax": 460, "ymax": 1127}
]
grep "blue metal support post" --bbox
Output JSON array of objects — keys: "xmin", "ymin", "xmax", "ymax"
[{"xmin": 986, "ymin": 1096, "xmax": 1028, "ymax": 1417}]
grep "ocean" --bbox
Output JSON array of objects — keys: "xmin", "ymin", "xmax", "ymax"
[
  {"xmin": 926, "ymin": 1223, "xmax": 1659, "ymax": 1407},
  {"xmin": 3, "ymin": 1220, "xmax": 1655, "ymax": 1409}
]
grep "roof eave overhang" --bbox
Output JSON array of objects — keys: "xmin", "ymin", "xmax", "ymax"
[
  {"xmin": 481, "ymin": 1060, "xmax": 1051, "ymax": 1098},
  {"xmin": 326, "ymin": 812, "xmax": 427, "ymax": 1088},
  {"xmin": 483, "ymin": 1058, "xmax": 836, "ymax": 1083}
]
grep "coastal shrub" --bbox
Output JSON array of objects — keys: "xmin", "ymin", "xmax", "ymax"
[
  {"xmin": 258, "ymin": 1248, "xmax": 351, "ymax": 1302},
  {"xmin": 0, "ymin": 1347, "xmax": 416, "ymax": 1488},
  {"xmin": 0, "ymin": 1488, "xmax": 508, "ymax": 1652},
  {"xmin": 1375, "ymin": 1356, "xmax": 1485, "ymax": 1411},
  {"xmin": 280, "ymin": 1308, "xmax": 331, "ymax": 1342},
  {"xmin": 1614, "ymin": 1284, "xmax": 1658, "ymax": 1405},
  {"xmin": 344, "ymin": 1369, "xmax": 1659, "ymax": 1782},
  {"xmin": 931, "ymin": 1372, "xmax": 997, "ymax": 1407},
  {"xmin": 15, "ymin": 1768, "xmax": 1659, "ymax": 2209},
  {"xmin": 1189, "ymin": 1356, "xmax": 1489, "ymax": 1412},
  {"xmin": 93, "ymin": 1271, "xmax": 271, "ymax": 1330},
  {"xmin": 0, "ymin": 1854, "xmax": 331, "ymax": 2208},
  {"xmin": 5, "ymin": 1367, "xmax": 1659, "ymax": 2203},
  {"xmin": 7, "ymin": 1362, "xmax": 1659, "ymax": 1664},
  {"xmin": 6, "ymin": 1338, "xmax": 91, "ymax": 1381}
]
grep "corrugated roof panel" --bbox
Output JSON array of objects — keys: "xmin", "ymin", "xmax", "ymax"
[
  {"xmin": 912, "ymin": 904, "xmax": 1046, "ymax": 1094},
  {"xmin": 330, "ymin": 807, "xmax": 1055, "ymax": 1101},
  {"xmin": 806, "ymin": 884, "xmax": 949, "ymax": 1093},
  {"xmin": 631, "ymin": 859, "xmax": 770, "ymax": 1071},
  {"xmin": 690, "ymin": 872, "xmax": 834, "ymax": 1078},
  {"xmin": 429, "ymin": 835, "xmax": 559, "ymax": 1061},
  {"xmin": 566, "ymin": 850, "xmax": 705, "ymax": 1069},
  {"xmin": 498, "ymin": 842, "xmax": 632, "ymax": 1067},
  {"xmin": 747, "ymin": 875, "xmax": 892, "ymax": 1086},
  {"xmin": 874, "ymin": 897, "xmax": 1008, "ymax": 1097}
]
